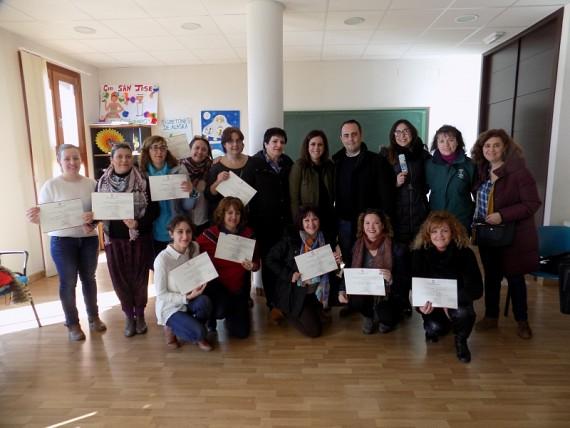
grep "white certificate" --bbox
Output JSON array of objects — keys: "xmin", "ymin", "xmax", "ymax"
[
  {"xmin": 412, "ymin": 277, "xmax": 458, "ymax": 309},
  {"xmin": 167, "ymin": 134, "xmax": 191, "ymax": 160},
  {"xmin": 344, "ymin": 268, "xmax": 385, "ymax": 296},
  {"xmin": 216, "ymin": 171, "xmax": 257, "ymax": 205},
  {"xmin": 39, "ymin": 199, "xmax": 84, "ymax": 233},
  {"xmin": 149, "ymin": 174, "xmax": 189, "ymax": 201},
  {"xmin": 214, "ymin": 233, "xmax": 256, "ymax": 263},
  {"xmin": 294, "ymin": 244, "xmax": 338, "ymax": 281},
  {"xmin": 168, "ymin": 252, "xmax": 219, "ymax": 295},
  {"xmin": 92, "ymin": 192, "xmax": 134, "ymax": 220}
]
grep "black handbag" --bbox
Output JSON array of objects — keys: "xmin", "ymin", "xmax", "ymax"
[{"xmin": 473, "ymin": 222, "xmax": 516, "ymax": 247}]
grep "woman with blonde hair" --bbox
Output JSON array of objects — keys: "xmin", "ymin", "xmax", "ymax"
[{"xmin": 411, "ymin": 211, "xmax": 483, "ymax": 363}]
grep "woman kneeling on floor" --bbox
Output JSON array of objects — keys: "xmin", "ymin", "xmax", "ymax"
[
  {"xmin": 411, "ymin": 211, "xmax": 483, "ymax": 363},
  {"xmin": 153, "ymin": 215, "xmax": 213, "ymax": 351}
]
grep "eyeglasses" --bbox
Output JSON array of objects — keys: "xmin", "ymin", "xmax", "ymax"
[
  {"xmin": 149, "ymin": 145, "xmax": 167, "ymax": 152},
  {"xmin": 394, "ymin": 129, "xmax": 411, "ymax": 136}
]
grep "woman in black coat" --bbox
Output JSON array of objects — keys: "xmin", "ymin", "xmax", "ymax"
[
  {"xmin": 411, "ymin": 211, "xmax": 483, "ymax": 363},
  {"xmin": 380, "ymin": 119, "xmax": 431, "ymax": 317},
  {"xmin": 266, "ymin": 206, "xmax": 341, "ymax": 337}
]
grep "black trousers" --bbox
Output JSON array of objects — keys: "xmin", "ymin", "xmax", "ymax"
[
  {"xmin": 392, "ymin": 241, "xmax": 413, "ymax": 312},
  {"xmin": 421, "ymin": 304, "xmax": 476, "ymax": 340},
  {"xmin": 287, "ymin": 293, "xmax": 323, "ymax": 338},
  {"xmin": 349, "ymin": 295, "xmax": 399, "ymax": 327},
  {"xmin": 204, "ymin": 280, "xmax": 250, "ymax": 338},
  {"xmin": 479, "ymin": 246, "xmax": 528, "ymax": 321}
]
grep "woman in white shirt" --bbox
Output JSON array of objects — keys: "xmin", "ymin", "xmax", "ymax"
[
  {"xmin": 153, "ymin": 214, "xmax": 213, "ymax": 351},
  {"xmin": 26, "ymin": 144, "xmax": 106, "ymax": 341}
]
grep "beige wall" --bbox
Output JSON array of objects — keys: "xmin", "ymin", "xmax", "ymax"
[{"xmin": 0, "ymin": 27, "xmax": 99, "ymax": 274}]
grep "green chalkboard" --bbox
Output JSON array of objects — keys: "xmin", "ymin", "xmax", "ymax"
[{"xmin": 283, "ymin": 108, "xmax": 429, "ymax": 159}]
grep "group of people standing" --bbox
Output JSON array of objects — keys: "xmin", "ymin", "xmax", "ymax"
[{"xmin": 26, "ymin": 118, "xmax": 541, "ymax": 363}]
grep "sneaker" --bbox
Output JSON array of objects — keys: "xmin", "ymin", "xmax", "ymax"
[
  {"xmin": 517, "ymin": 320, "xmax": 533, "ymax": 340},
  {"xmin": 475, "ymin": 317, "xmax": 498, "ymax": 331},
  {"xmin": 361, "ymin": 316, "xmax": 375, "ymax": 335},
  {"xmin": 378, "ymin": 322, "xmax": 394, "ymax": 334},
  {"xmin": 124, "ymin": 318, "xmax": 136, "ymax": 337},
  {"xmin": 454, "ymin": 336, "xmax": 471, "ymax": 363},
  {"xmin": 269, "ymin": 307, "xmax": 285, "ymax": 324},
  {"xmin": 68, "ymin": 324, "xmax": 86, "ymax": 341},
  {"xmin": 88, "ymin": 317, "xmax": 107, "ymax": 332},
  {"xmin": 196, "ymin": 339, "xmax": 213, "ymax": 352},
  {"xmin": 164, "ymin": 326, "xmax": 180, "ymax": 349},
  {"xmin": 135, "ymin": 316, "xmax": 148, "ymax": 335}
]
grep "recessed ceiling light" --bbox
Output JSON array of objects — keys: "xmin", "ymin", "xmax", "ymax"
[
  {"xmin": 455, "ymin": 14, "xmax": 479, "ymax": 24},
  {"xmin": 344, "ymin": 16, "xmax": 365, "ymax": 26},
  {"xmin": 181, "ymin": 22, "xmax": 202, "ymax": 31},
  {"xmin": 73, "ymin": 25, "xmax": 96, "ymax": 34}
]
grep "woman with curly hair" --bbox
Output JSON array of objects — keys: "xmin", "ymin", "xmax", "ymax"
[
  {"xmin": 411, "ymin": 211, "xmax": 483, "ymax": 363},
  {"xmin": 471, "ymin": 129, "xmax": 541, "ymax": 340}
]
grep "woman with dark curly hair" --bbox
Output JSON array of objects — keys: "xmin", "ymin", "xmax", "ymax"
[
  {"xmin": 425, "ymin": 125, "xmax": 476, "ymax": 232},
  {"xmin": 411, "ymin": 211, "xmax": 483, "ymax": 363},
  {"xmin": 380, "ymin": 119, "xmax": 431, "ymax": 317},
  {"xmin": 471, "ymin": 129, "xmax": 541, "ymax": 340}
]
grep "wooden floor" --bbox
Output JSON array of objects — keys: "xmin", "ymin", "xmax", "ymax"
[{"xmin": 1, "ymin": 260, "xmax": 570, "ymax": 428}]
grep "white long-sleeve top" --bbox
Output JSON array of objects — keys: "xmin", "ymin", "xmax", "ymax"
[{"xmin": 153, "ymin": 242, "xmax": 200, "ymax": 325}]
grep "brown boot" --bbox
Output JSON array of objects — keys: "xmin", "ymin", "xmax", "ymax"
[
  {"xmin": 88, "ymin": 317, "xmax": 107, "ymax": 332},
  {"xmin": 475, "ymin": 317, "xmax": 498, "ymax": 331},
  {"xmin": 164, "ymin": 326, "xmax": 180, "ymax": 349},
  {"xmin": 517, "ymin": 320, "xmax": 533, "ymax": 339},
  {"xmin": 68, "ymin": 324, "xmax": 86, "ymax": 341},
  {"xmin": 269, "ymin": 307, "xmax": 284, "ymax": 324}
]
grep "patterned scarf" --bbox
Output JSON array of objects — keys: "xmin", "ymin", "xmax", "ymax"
[
  {"xmin": 97, "ymin": 166, "xmax": 148, "ymax": 242},
  {"xmin": 181, "ymin": 157, "xmax": 212, "ymax": 187},
  {"xmin": 298, "ymin": 230, "xmax": 330, "ymax": 307}
]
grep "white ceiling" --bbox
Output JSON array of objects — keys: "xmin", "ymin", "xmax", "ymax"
[{"xmin": 0, "ymin": 0, "xmax": 567, "ymax": 68}]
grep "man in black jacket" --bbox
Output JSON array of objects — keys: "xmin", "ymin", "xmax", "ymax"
[{"xmin": 333, "ymin": 119, "xmax": 395, "ymax": 267}]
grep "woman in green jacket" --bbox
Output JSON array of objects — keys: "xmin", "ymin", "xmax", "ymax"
[
  {"xmin": 289, "ymin": 130, "xmax": 335, "ymax": 243},
  {"xmin": 425, "ymin": 125, "xmax": 476, "ymax": 232}
]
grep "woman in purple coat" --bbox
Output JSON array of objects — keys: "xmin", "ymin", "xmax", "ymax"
[{"xmin": 471, "ymin": 129, "xmax": 541, "ymax": 340}]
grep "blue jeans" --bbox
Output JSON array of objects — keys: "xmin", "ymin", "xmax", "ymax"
[
  {"xmin": 166, "ymin": 295, "xmax": 212, "ymax": 342},
  {"xmin": 50, "ymin": 236, "xmax": 100, "ymax": 326}
]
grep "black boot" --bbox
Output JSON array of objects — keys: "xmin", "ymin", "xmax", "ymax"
[{"xmin": 454, "ymin": 336, "xmax": 471, "ymax": 363}]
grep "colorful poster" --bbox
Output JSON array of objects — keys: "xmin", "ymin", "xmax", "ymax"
[
  {"xmin": 201, "ymin": 110, "xmax": 240, "ymax": 158},
  {"xmin": 99, "ymin": 83, "xmax": 159, "ymax": 125}
]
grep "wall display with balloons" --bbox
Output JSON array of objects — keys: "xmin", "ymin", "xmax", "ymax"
[
  {"xmin": 99, "ymin": 83, "xmax": 159, "ymax": 125},
  {"xmin": 201, "ymin": 110, "xmax": 240, "ymax": 157}
]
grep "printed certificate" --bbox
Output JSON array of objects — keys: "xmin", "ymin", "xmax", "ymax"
[
  {"xmin": 92, "ymin": 192, "xmax": 134, "ymax": 220},
  {"xmin": 167, "ymin": 134, "xmax": 191, "ymax": 160},
  {"xmin": 149, "ymin": 174, "xmax": 189, "ymax": 201},
  {"xmin": 214, "ymin": 233, "xmax": 255, "ymax": 263},
  {"xmin": 216, "ymin": 171, "xmax": 257, "ymax": 205},
  {"xmin": 39, "ymin": 199, "xmax": 84, "ymax": 233},
  {"xmin": 294, "ymin": 244, "xmax": 337, "ymax": 281},
  {"xmin": 412, "ymin": 277, "xmax": 458, "ymax": 309},
  {"xmin": 168, "ymin": 252, "xmax": 219, "ymax": 295},
  {"xmin": 344, "ymin": 268, "xmax": 385, "ymax": 296}
]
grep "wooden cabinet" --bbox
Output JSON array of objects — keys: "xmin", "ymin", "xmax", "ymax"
[{"xmin": 89, "ymin": 124, "xmax": 152, "ymax": 179}]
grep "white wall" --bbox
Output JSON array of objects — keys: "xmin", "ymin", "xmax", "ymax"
[
  {"xmin": 546, "ymin": 4, "xmax": 570, "ymax": 226},
  {"xmin": 99, "ymin": 56, "xmax": 482, "ymax": 152},
  {"xmin": 0, "ymin": 27, "xmax": 99, "ymax": 274}
]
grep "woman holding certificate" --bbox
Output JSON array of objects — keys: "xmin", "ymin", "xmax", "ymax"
[
  {"xmin": 206, "ymin": 127, "xmax": 255, "ymax": 209},
  {"xmin": 154, "ymin": 215, "xmax": 213, "ymax": 351},
  {"xmin": 139, "ymin": 136, "xmax": 196, "ymax": 259},
  {"xmin": 266, "ymin": 206, "xmax": 341, "ymax": 338},
  {"xmin": 411, "ymin": 211, "xmax": 483, "ymax": 363},
  {"xmin": 26, "ymin": 144, "xmax": 106, "ymax": 341},
  {"xmin": 471, "ymin": 129, "xmax": 541, "ymax": 340},
  {"xmin": 196, "ymin": 197, "xmax": 259, "ymax": 339},
  {"xmin": 338, "ymin": 209, "xmax": 398, "ymax": 335},
  {"xmin": 97, "ymin": 143, "xmax": 159, "ymax": 337}
]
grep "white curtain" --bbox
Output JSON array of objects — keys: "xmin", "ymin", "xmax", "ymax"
[{"xmin": 19, "ymin": 50, "xmax": 57, "ymax": 276}]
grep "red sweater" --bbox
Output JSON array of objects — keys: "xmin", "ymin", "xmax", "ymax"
[{"xmin": 196, "ymin": 225, "xmax": 260, "ymax": 293}]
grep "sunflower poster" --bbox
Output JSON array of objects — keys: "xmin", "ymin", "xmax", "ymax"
[{"xmin": 99, "ymin": 83, "xmax": 159, "ymax": 125}]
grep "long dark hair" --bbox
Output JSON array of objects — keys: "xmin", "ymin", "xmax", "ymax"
[
  {"xmin": 299, "ymin": 129, "xmax": 329, "ymax": 166},
  {"xmin": 385, "ymin": 119, "xmax": 425, "ymax": 165}
]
